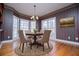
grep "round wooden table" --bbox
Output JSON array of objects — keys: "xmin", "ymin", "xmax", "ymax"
[{"xmin": 26, "ymin": 32, "xmax": 43, "ymax": 45}]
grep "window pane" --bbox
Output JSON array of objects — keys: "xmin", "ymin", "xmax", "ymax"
[
  {"xmin": 41, "ymin": 18, "xmax": 56, "ymax": 30},
  {"xmin": 30, "ymin": 21, "xmax": 36, "ymax": 32},
  {"xmin": 42, "ymin": 20, "xmax": 48, "ymax": 30},
  {"xmin": 20, "ymin": 19, "xmax": 29, "ymax": 31},
  {"xmin": 13, "ymin": 15, "xmax": 19, "ymax": 39},
  {"xmin": 20, "ymin": 19, "xmax": 36, "ymax": 32}
]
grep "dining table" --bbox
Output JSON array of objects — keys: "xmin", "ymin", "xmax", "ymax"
[{"xmin": 26, "ymin": 32, "xmax": 43, "ymax": 46}]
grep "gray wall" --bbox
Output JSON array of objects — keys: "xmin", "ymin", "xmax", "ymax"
[
  {"xmin": 2, "ymin": 8, "xmax": 13, "ymax": 41},
  {"xmin": 56, "ymin": 6, "xmax": 78, "ymax": 42}
]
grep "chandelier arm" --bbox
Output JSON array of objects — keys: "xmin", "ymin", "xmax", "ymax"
[{"xmin": 30, "ymin": 5, "xmax": 39, "ymax": 20}]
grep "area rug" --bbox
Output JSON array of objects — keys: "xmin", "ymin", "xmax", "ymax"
[{"xmin": 15, "ymin": 45, "xmax": 52, "ymax": 56}]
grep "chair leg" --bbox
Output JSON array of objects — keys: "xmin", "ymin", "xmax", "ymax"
[
  {"xmin": 47, "ymin": 43, "xmax": 50, "ymax": 49},
  {"xmin": 43, "ymin": 44, "xmax": 44, "ymax": 51},
  {"xmin": 26, "ymin": 42, "xmax": 27, "ymax": 47},
  {"xmin": 22, "ymin": 43, "xmax": 24, "ymax": 53},
  {"xmin": 37, "ymin": 45, "xmax": 38, "ymax": 48},
  {"xmin": 30, "ymin": 44, "xmax": 32, "ymax": 49},
  {"xmin": 19, "ymin": 43, "xmax": 21, "ymax": 49}
]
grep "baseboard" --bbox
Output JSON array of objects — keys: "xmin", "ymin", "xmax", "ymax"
[
  {"xmin": 0, "ymin": 42, "xmax": 2, "ymax": 48},
  {"xmin": 52, "ymin": 39, "xmax": 79, "ymax": 47},
  {"xmin": 0, "ymin": 39, "xmax": 14, "ymax": 48},
  {"xmin": 0, "ymin": 39, "xmax": 19, "ymax": 48},
  {"xmin": 1, "ymin": 40, "xmax": 13, "ymax": 44}
]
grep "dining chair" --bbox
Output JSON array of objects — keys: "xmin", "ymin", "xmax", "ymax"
[
  {"xmin": 37, "ymin": 30, "xmax": 51, "ymax": 51},
  {"xmin": 19, "ymin": 30, "xmax": 32, "ymax": 53},
  {"xmin": 36, "ymin": 30, "xmax": 44, "ymax": 40}
]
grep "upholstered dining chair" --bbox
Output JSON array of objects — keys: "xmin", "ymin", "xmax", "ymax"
[
  {"xmin": 37, "ymin": 30, "xmax": 51, "ymax": 51},
  {"xmin": 36, "ymin": 30, "xmax": 44, "ymax": 40},
  {"xmin": 19, "ymin": 30, "xmax": 32, "ymax": 53}
]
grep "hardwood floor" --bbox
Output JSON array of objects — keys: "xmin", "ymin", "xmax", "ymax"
[
  {"xmin": 0, "ymin": 41, "xmax": 79, "ymax": 56},
  {"xmin": 49, "ymin": 42, "xmax": 79, "ymax": 56},
  {"xmin": 0, "ymin": 42, "xmax": 17, "ymax": 56}
]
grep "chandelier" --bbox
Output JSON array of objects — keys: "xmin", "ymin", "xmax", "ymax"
[{"xmin": 30, "ymin": 5, "xmax": 39, "ymax": 20}]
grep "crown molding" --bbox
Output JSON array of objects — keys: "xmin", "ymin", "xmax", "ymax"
[
  {"xmin": 4, "ymin": 4, "xmax": 31, "ymax": 20},
  {"xmin": 4, "ymin": 3, "xmax": 79, "ymax": 20},
  {"xmin": 40, "ymin": 3, "xmax": 79, "ymax": 20}
]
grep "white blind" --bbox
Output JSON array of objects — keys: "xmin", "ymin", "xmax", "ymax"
[
  {"xmin": 13, "ymin": 15, "xmax": 19, "ymax": 39},
  {"xmin": 20, "ymin": 19, "xmax": 29, "ymax": 31},
  {"xmin": 30, "ymin": 21, "xmax": 36, "ymax": 32}
]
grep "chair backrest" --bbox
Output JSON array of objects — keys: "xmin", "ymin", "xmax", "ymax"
[
  {"xmin": 19, "ymin": 30, "xmax": 26, "ymax": 43},
  {"xmin": 42, "ymin": 30, "xmax": 51, "ymax": 43}
]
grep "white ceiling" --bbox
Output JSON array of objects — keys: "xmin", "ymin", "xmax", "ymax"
[{"xmin": 5, "ymin": 3, "xmax": 72, "ymax": 17}]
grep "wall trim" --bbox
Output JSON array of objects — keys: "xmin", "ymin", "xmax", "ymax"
[
  {"xmin": 1, "ymin": 40, "xmax": 13, "ymax": 44},
  {"xmin": 4, "ymin": 4, "xmax": 78, "ymax": 20},
  {"xmin": 53, "ymin": 39, "xmax": 79, "ymax": 47},
  {"xmin": 4, "ymin": 4, "xmax": 31, "ymax": 20},
  {"xmin": 0, "ymin": 42, "xmax": 2, "ymax": 48},
  {"xmin": 0, "ymin": 39, "xmax": 79, "ymax": 48},
  {"xmin": 0, "ymin": 39, "xmax": 14, "ymax": 48},
  {"xmin": 40, "ymin": 3, "xmax": 79, "ymax": 20}
]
